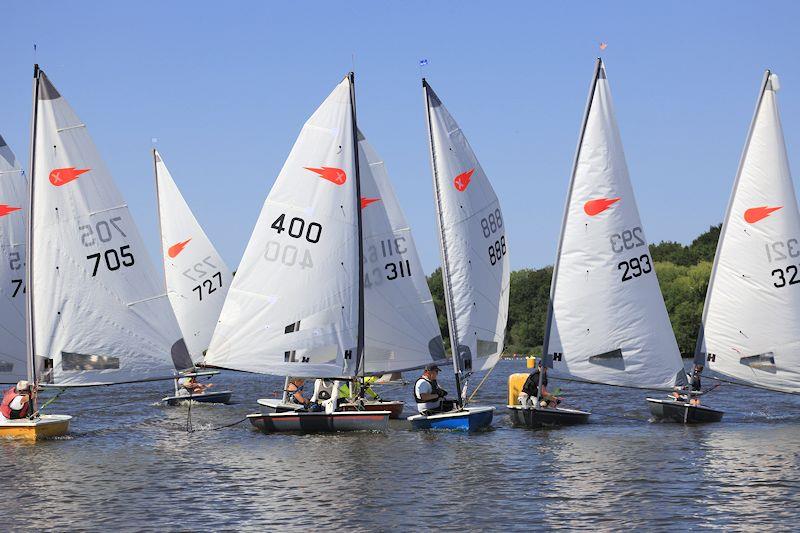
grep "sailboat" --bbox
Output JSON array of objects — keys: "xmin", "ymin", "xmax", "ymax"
[
  {"xmin": 411, "ymin": 78, "xmax": 510, "ymax": 431},
  {"xmin": 691, "ymin": 70, "xmax": 800, "ymax": 400},
  {"xmin": 0, "ymin": 65, "xmax": 192, "ymax": 439},
  {"xmin": 0, "ymin": 134, "xmax": 68, "ymax": 439},
  {"xmin": 153, "ymin": 150, "xmax": 233, "ymax": 406},
  {"xmin": 520, "ymin": 58, "xmax": 691, "ymax": 428},
  {"xmin": 256, "ymin": 128, "xmax": 447, "ymax": 419},
  {"xmin": 205, "ymin": 73, "xmax": 394, "ymax": 433}
]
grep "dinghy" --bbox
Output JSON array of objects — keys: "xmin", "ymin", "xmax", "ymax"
[
  {"xmin": 153, "ymin": 150, "xmax": 233, "ymax": 404},
  {"xmin": 533, "ymin": 59, "xmax": 692, "ymax": 426},
  {"xmin": 160, "ymin": 371, "xmax": 232, "ymax": 406},
  {"xmin": 408, "ymin": 79, "xmax": 511, "ymax": 431},
  {"xmin": 205, "ymin": 73, "xmax": 394, "ymax": 433},
  {"xmin": 691, "ymin": 70, "xmax": 800, "ymax": 400},
  {"xmin": 2, "ymin": 65, "xmax": 192, "ymax": 439}
]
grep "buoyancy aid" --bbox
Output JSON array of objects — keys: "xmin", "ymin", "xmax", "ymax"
[
  {"xmin": 414, "ymin": 376, "xmax": 442, "ymax": 412},
  {"xmin": 1, "ymin": 387, "xmax": 29, "ymax": 420}
]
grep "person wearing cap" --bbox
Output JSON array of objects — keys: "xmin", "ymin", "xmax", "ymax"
[
  {"xmin": 0, "ymin": 380, "xmax": 32, "ymax": 420},
  {"xmin": 176, "ymin": 375, "xmax": 213, "ymax": 397},
  {"xmin": 414, "ymin": 364, "xmax": 453, "ymax": 415}
]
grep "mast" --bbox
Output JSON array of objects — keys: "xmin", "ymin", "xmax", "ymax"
[
  {"xmin": 694, "ymin": 70, "xmax": 772, "ymax": 366},
  {"xmin": 25, "ymin": 64, "xmax": 41, "ymax": 396},
  {"xmin": 541, "ymin": 58, "xmax": 603, "ymax": 367},
  {"xmin": 349, "ymin": 72, "xmax": 366, "ymax": 384},
  {"xmin": 423, "ymin": 78, "xmax": 464, "ymax": 407}
]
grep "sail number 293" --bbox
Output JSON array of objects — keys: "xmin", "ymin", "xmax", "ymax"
[{"xmin": 618, "ymin": 254, "xmax": 653, "ymax": 282}]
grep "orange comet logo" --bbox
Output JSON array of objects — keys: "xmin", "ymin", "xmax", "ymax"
[
  {"xmin": 49, "ymin": 167, "xmax": 90, "ymax": 187},
  {"xmin": 0, "ymin": 205, "xmax": 21, "ymax": 217},
  {"xmin": 584, "ymin": 197, "xmax": 620, "ymax": 216},
  {"xmin": 453, "ymin": 169, "xmax": 474, "ymax": 192},
  {"xmin": 744, "ymin": 206, "xmax": 782, "ymax": 224},
  {"xmin": 305, "ymin": 166, "xmax": 346, "ymax": 185},
  {"xmin": 361, "ymin": 197, "xmax": 380, "ymax": 209},
  {"xmin": 168, "ymin": 238, "xmax": 192, "ymax": 258}
]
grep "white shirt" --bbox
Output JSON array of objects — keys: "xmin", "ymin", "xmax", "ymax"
[{"xmin": 414, "ymin": 377, "xmax": 441, "ymax": 413}]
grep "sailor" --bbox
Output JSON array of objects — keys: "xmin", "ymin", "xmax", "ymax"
[
  {"xmin": 519, "ymin": 359, "xmax": 559, "ymax": 408},
  {"xmin": 337, "ymin": 376, "xmax": 381, "ymax": 403},
  {"xmin": 689, "ymin": 365, "xmax": 703, "ymax": 406},
  {"xmin": 285, "ymin": 378, "xmax": 310, "ymax": 408},
  {"xmin": 177, "ymin": 375, "xmax": 212, "ymax": 397},
  {"xmin": 0, "ymin": 381, "xmax": 32, "ymax": 420},
  {"xmin": 414, "ymin": 364, "xmax": 454, "ymax": 415},
  {"xmin": 311, "ymin": 378, "xmax": 341, "ymax": 413}
]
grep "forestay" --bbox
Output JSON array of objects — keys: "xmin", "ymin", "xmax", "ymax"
[
  {"xmin": 358, "ymin": 129, "xmax": 446, "ymax": 374},
  {"xmin": 423, "ymin": 80, "xmax": 510, "ymax": 375},
  {"xmin": 544, "ymin": 59, "xmax": 685, "ymax": 390},
  {"xmin": 155, "ymin": 150, "xmax": 231, "ymax": 360},
  {"xmin": 205, "ymin": 76, "xmax": 360, "ymax": 378},
  {"xmin": 697, "ymin": 72, "xmax": 800, "ymax": 393},
  {"xmin": 0, "ymin": 136, "xmax": 27, "ymax": 384},
  {"xmin": 29, "ymin": 67, "xmax": 189, "ymax": 386}
]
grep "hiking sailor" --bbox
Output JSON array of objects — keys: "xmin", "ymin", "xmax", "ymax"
[
  {"xmin": 1, "ymin": 381, "xmax": 33, "ymax": 421},
  {"xmin": 414, "ymin": 364, "xmax": 454, "ymax": 415},
  {"xmin": 176, "ymin": 375, "xmax": 213, "ymax": 397},
  {"xmin": 285, "ymin": 378, "xmax": 311, "ymax": 408}
]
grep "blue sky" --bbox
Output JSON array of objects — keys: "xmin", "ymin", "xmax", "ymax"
[{"xmin": 2, "ymin": 1, "xmax": 799, "ymax": 273}]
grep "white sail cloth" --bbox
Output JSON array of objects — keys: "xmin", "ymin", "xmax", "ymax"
[
  {"xmin": 358, "ymin": 130, "xmax": 446, "ymax": 373},
  {"xmin": 155, "ymin": 150, "xmax": 231, "ymax": 360},
  {"xmin": 697, "ymin": 72, "xmax": 800, "ymax": 393},
  {"xmin": 205, "ymin": 76, "xmax": 360, "ymax": 378},
  {"xmin": 0, "ymin": 135, "xmax": 27, "ymax": 384},
  {"xmin": 30, "ymin": 69, "xmax": 189, "ymax": 385},
  {"xmin": 545, "ymin": 60, "xmax": 685, "ymax": 390},
  {"xmin": 423, "ymin": 80, "xmax": 510, "ymax": 374}
]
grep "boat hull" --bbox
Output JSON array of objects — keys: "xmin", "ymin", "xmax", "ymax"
[
  {"xmin": 162, "ymin": 390, "xmax": 233, "ymax": 406},
  {"xmin": 256, "ymin": 398, "xmax": 304, "ymax": 412},
  {"xmin": 0, "ymin": 414, "xmax": 72, "ymax": 440},
  {"xmin": 248, "ymin": 410, "xmax": 390, "ymax": 433},
  {"xmin": 646, "ymin": 398, "xmax": 724, "ymax": 424},
  {"xmin": 508, "ymin": 405, "xmax": 591, "ymax": 428},
  {"xmin": 407, "ymin": 406, "xmax": 494, "ymax": 431},
  {"xmin": 339, "ymin": 400, "xmax": 404, "ymax": 419}
]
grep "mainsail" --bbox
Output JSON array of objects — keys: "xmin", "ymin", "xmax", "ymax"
[
  {"xmin": 205, "ymin": 74, "xmax": 363, "ymax": 378},
  {"xmin": 422, "ymin": 79, "xmax": 511, "ymax": 390},
  {"xmin": 696, "ymin": 71, "xmax": 800, "ymax": 393},
  {"xmin": 28, "ymin": 66, "xmax": 190, "ymax": 386},
  {"xmin": 0, "ymin": 135, "xmax": 27, "ymax": 384},
  {"xmin": 358, "ymin": 129, "xmax": 446, "ymax": 374},
  {"xmin": 154, "ymin": 150, "xmax": 231, "ymax": 360},
  {"xmin": 544, "ymin": 59, "xmax": 685, "ymax": 390}
]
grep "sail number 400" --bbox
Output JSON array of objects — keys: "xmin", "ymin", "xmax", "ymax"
[
  {"xmin": 86, "ymin": 246, "xmax": 135, "ymax": 276},
  {"xmin": 618, "ymin": 254, "xmax": 652, "ymax": 281},
  {"xmin": 271, "ymin": 214, "xmax": 322, "ymax": 243}
]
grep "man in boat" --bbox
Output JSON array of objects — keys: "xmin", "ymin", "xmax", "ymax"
[
  {"xmin": 518, "ymin": 359, "xmax": 560, "ymax": 408},
  {"xmin": 0, "ymin": 380, "xmax": 32, "ymax": 420},
  {"xmin": 285, "ymin": 378, "xmax": 311, "ymax": 408},
  {"xmin": 671, "ymin": 364, "xmax": 703, "ymax": 405},
  {"xmin": 414, "ymin": 365, "xmax": 454, "ymax": 415},
  {"xmin": 177, "ymin": 375, "xmax": 213, "ymax": 397},
  {"xmin": 337, "ymin": 376, "xmax": 381, "ymax": 403}
]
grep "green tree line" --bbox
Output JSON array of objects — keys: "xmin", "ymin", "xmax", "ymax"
[{"xmin": 427, "ymin": 225, "xmax": 721, "ymax": 357}]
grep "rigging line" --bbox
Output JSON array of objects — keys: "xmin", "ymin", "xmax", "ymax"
[
  {"xmin": 548, "ymin": 374, "xmax": 687, "ymax": 393},
  {"xmin": 704, "ymin": 374, "xmax": 799, "ymax": 395},
  {"xmin": 31, "ymin": 387, "xmax": 67, "ymax": 417},
  {"xmin": 191, "ymin": 416, "xmax": 248, "ymax": 432},
  {"xmin": 466, "ymin": 362, "xmax": 498, "ymax": 404}
]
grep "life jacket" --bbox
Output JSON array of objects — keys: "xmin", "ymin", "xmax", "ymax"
[
  {"xmin": 1, "ymin": 387, "xmax": 29, "ymax": 420},
  {"xmin": 414, "ymin": 376, "xmax": 441, "ymax": 413}
]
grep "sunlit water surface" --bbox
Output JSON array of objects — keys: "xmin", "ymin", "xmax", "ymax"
[{"xmin": 3, "ymin": 360, "xmax": 800, "ymax": 531}]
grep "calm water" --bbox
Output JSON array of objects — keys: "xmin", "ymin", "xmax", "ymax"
[{"xmin": 3, "ymin": 359, "xmax": 800, "ymax": 531}]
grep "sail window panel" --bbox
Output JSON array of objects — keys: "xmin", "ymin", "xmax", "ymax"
[
  {"xmin": 61, "ymin": 352, "xmax": 120, "ymax": 371},
  {"xmin": 739, "ymin": 353, "xmax": 777, "ymax": 373}
]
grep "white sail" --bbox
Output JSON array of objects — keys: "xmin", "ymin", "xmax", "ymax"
[
  {"xmin": 697, "ymin": 71, "xmax": 800, "ymax": 393},
  {"xmin": 358, "ymin": 129, "xmax": 446, "ymax": 373},
  {"xmin": 423, "ymin": 80, "xmax": 510, "ymax": 375},
  {"xmin": 154, "ymin": 150, "xmax": 232, "ymax": 360},
  {"xmin": 29, "ymin": 67, "xmax": 189, "ymax": 386},
  {"xmin": 205, "ymin": 75, "xmax": 361, "ymax": 378},
  {"xmin": 544, "ymin": 59, "xmax": 685, "ymax": 390},
  {"xmin": 0, "ymin": 135, "xmax": 27, "ymax": 384}
]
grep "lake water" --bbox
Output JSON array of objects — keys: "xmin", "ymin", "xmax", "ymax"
[{"xmin": 3, "ymin": 359, "xmax": 800, "ymax": 531}]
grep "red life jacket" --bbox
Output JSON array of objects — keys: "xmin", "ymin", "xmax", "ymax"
[{"xmin": 0, "ymin": 387, "xmax": 29, "ymax": 419}]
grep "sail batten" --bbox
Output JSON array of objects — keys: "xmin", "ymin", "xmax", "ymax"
[
  {"xmin": 545, "ymin": 59, "xmax": 685, "ymax": 390},
  {"xmin": 697, "ymin": 71, "xmax": 800, "ymax": 393},
  {"xmin": 27, "ymin": 66, "xmax": 188, "ymax": 386}
]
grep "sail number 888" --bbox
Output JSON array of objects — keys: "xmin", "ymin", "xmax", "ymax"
[{"xmin": 480, "ymin": 209, "xmax": 503, "ymax": 238}]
